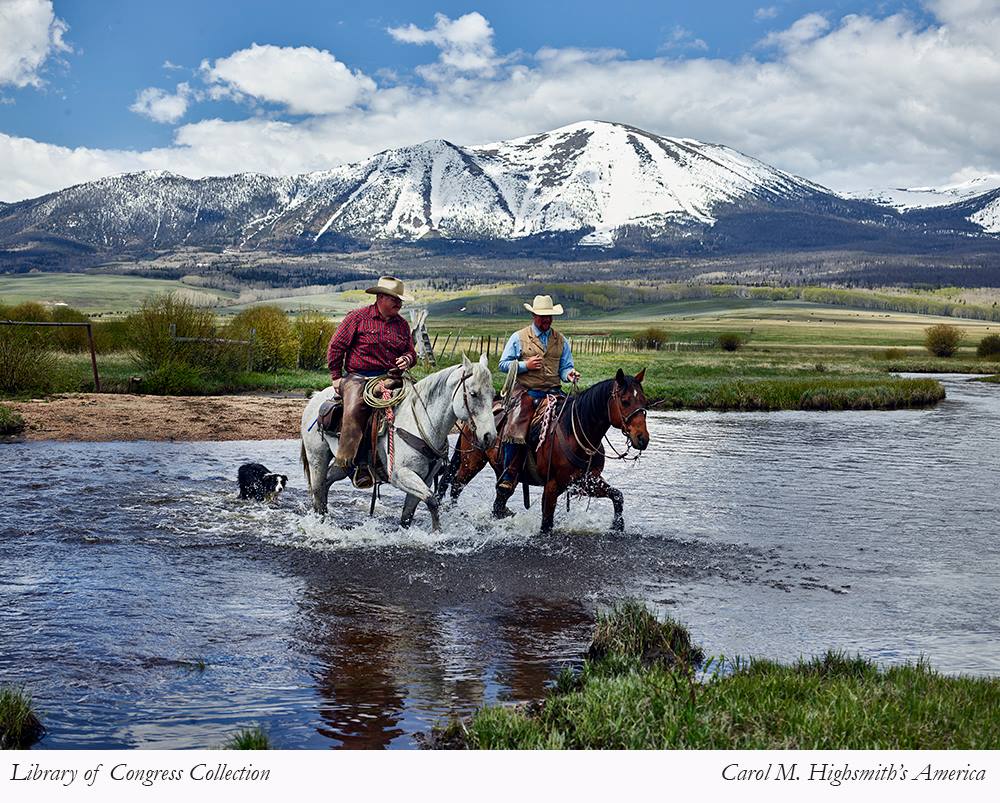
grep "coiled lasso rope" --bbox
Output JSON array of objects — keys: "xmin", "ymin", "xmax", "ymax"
[
  {"xmin": 361, "ymin": 374, "xmax": 409, "ymax": 409},
  {"xmin": 361, "ymin": 374, "xmax": 410, "ymax": 475}
]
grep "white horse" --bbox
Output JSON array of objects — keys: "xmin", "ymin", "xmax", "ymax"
[{"xmin": 300, "ymin": 354, "xmax": 497, "ymax": 529}]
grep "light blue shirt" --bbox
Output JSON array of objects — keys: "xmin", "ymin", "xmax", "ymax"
[{"xmin": 498, "ymin": 323, "xmax": 575, "ymax": 382}]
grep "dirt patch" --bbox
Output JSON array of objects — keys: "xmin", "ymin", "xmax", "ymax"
[{"xmin": 7, "ymin": 393, "xmax": 309, "ymax": 442}]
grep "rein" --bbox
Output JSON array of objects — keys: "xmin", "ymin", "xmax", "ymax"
[{"xmin": 566, "ymin": 380, "xmax": 647, "ymax": 464}]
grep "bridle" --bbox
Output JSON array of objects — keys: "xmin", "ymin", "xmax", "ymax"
[{"xmin": 570, "ymin": 379, "xmax": 647, "ymax": 461}]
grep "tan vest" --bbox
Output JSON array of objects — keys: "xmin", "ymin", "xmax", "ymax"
[{"xmin": 517, "ymin": 325, "xmax": 564, "ymax": 391}]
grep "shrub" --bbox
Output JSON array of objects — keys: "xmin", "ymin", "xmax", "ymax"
[
  {"xmin": 227, "ymin": 306, "xmax": 297, "ymax": 372},
  {"xmin": 50, "ymin": 306, "xmax": 91, "ymax": 352},
  {"xmin": 0, "ymin": 686, "xmax": 44, "ymax": 749},
  {"xmin": 293, "ymin": 311, "xmax": 337, "ymax": 370},
  {"xmin": 976, "ymin": 333, "xmax": 1000, "ymax": 358},
  {"xmin": 4, "ymin": 301, "xmax": 50, "ymax": 323},
  {"xmin": 924, "ymin": 324, "xmax": 964, "ymax": 357},
  {"xmin": 126, "ymin": 294, "xmax": 218, "ymax": 373},
  {"xmin": 883, "ymin": 347, "xmax": 907, "ymax": 360},
  {"xmin": 717, "ymin": 332, "xmax": 744, "ymax": 352},
  {"xmin": 0, "ymin": 325, "xmax": 60, "ymax": 395},
  {"xmin": 0, "ymin": 403, "xmax": 25, "ymax": 436},
  {"xmin": 631, "ymin": 326, "xmax": 668, "ymax": 350},
  {"xmin": 141, "ymin": 360, "xmax": 209, "ymax": 395},
  {"xmin": 92, "ymin": 319, "xmax": 131, "ymax": 353}
]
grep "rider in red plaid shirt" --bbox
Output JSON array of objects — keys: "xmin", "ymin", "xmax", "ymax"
[
  {"xmin": 326, "ymin": 276, "xmax": 417, "ymax": 473},
  {"xmin": 327, "ymin": 295, "xmax": 417, "ymax": 384}
]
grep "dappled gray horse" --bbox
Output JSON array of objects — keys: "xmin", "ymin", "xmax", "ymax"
[{"xmin": 300, "ymin": 354, "xmax": 496, "ymax": 529}]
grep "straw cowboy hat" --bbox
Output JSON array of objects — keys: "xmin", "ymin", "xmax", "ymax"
[
  {"xmin": 365, "ymin": 275, "xmax": 411, "ymax": 302},
  {"xmin": 523, "ymin": 294, "xmax": 564, "ymax": 316}
]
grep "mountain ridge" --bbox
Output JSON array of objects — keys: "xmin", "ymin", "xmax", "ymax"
[{"xmin": 2, "ymin": 120, "xmax": 999, "ymax": 268}]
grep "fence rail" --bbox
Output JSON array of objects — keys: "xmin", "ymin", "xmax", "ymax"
[
  {"xmin": 169, "ymin": 323, "xmax": 255, "ymax": 371},
  {"xmin": 428, "ymin": 333, "xmax": 720, "ymax": 358},
  {"xmin": 1, "ymin": 319, "xmax": 100, "ymax": 391}
]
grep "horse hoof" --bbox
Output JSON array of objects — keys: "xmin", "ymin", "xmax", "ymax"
[
  {"xmin": 611, "ymin": 520, "xmax": 625, "ymax": 532},
  {"xmin": 492, "ymin": 506, "xmax": 515, "ymax": 519}
]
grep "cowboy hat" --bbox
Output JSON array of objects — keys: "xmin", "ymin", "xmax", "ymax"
[
  {"xmin": 523, "ymin": 294, "xmax": 564, "ymax": 316},
  {"xmin": 365, "ymin": 275, "xmax": 411, "ymax": 302}
]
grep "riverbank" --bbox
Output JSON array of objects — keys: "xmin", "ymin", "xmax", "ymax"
[
  {"xmin": 428, "ymin": 603, "xmax": 1000, "ymax": 750},
  {"xmin": 5, "ymin": 393, "xmax": 306, "ymax": 441}
]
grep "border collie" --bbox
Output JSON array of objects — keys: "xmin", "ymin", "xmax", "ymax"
[{"xmin": 238, "ymin": 463, "xmax": 288, "ymax": 502}]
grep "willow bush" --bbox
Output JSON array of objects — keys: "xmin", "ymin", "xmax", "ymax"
[
  {"xmin": 924, "ymin": 324, "xmax": 964, "ymax": 357},
  {"xmin": 227, "ymin": 305, "xmax": 298, "ymax": 372},
  {"xmin": 977, "ymin": 333, "xmax": 1000, "ymax": 358},
  {"xmin": 292, "ymin": 311, "xmax": 337, "ymax": 370}
]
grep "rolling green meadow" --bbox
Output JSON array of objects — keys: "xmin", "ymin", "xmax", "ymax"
[{"xmin": 3, "ymin": 272, "xmax": 1000, "ymax": 407}]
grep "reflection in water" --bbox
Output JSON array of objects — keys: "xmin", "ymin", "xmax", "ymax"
[
  {"xmin": 1, "ymin": 374, "xmax": 998, "ymax": 748},
  {"xmin": 494, "ymin": 598, "xmax": 593, "ymax": 702},
  {"xmin": 306, "ymin": 592, "xmax": 407, "ymax": 749}
]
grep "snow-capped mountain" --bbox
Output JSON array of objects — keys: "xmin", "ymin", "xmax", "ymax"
[
  {"xmin": 850, "ymin": 175, "xmax": 1000, "ymax": 211},
  {"xmin": 851, "ymin": 175, "xmax": 1000, "ymax": 235},
  {"xmin": 1, "ymin": 121, "xmax": 998, "ymax": 265}
]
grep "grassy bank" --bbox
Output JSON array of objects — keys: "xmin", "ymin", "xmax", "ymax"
[
  {"xmin": 430, "ymin": 603, "xmax": 1000, "ymax": 749},
  {"xmin": 0, "ymin": 403, "xmax": 25, "ymax": 436},
  {"xmin": 0, "ymin": 685, "xmax": 44, "ymax": 749},
  {"xmin": 36, "ymin": 349, "xmax": 950, "ymax": 411}
]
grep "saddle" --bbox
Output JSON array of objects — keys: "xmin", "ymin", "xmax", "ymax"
[{"xmin": 317, "ymin": 375, "xmax": 399, "ymax": 489}]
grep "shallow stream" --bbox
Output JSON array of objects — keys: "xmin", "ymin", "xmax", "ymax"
[{"xmin": 2, "ymin": 374, "xmax": 997, "ymax": 748}]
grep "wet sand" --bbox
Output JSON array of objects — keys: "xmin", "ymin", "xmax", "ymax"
[{"xmin": 7, "ymin": 393, "xmax": 309, "ymax": 441}]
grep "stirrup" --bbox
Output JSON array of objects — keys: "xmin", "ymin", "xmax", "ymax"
[
  {"xmin": 352, "ymin": 465, "xmax": 375, "ymax": 490},
  {"xmin": 496, "ymin": 476, "xmax": 517, "ymax": 493}
]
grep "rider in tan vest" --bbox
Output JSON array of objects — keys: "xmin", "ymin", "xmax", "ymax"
[{"xmin": 495, "ymin": 294, "xmax": 581, "ymax": 516}]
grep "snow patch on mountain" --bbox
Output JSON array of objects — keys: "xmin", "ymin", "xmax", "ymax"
[{"xmin": 850, "ymin": 174, "xmax": 1000, "ymax": 211}]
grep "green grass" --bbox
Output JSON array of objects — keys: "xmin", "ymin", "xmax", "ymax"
[
  {"xmin": 431, "ymin": 605, "xmax": 1000, "ymax": 750},
  {"xmin": 20, "ymin": 347, "xmax": 950, "ymax": 411},
  {"xmin": 0, "ymin": 685, "xmax": 45, "ymax": 749},
  {"xmin": 0, "ymin": 273, "xmax": 235, "ymax": 314},
  {"xmin": 0, "ymin": 403, "xmax": 25, "ymax": 435},
  {"xmin": 223, "ymin": 726, "xmax": 271, "ymax": 749}
]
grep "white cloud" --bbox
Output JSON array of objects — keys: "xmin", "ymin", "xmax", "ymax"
[
  {"xmin": 755, "ymin": 6, "xmax": 779, "ymax": 21},
  {"xmin": 0, "ymin": 0, "xmax": 70, "ymax": 88},
  {"xmin": 130, "ymin": 83, "xmax": 193, "ymax": 124},
  {"xmin": 201, "ymin": 43, "xmax": 375, "ymax": 114},
  {"xmin": 661, "ymin": 26, "xmax": 708, "ymax": 52},
  {"xmin": 758, "ymin": 12, "xmax": 830, "ymax": 49},
  {"xmin": 388, "ymin": 12, "xmax": 499, "ymax": 76},
  {"xmin": 5, "ymin": 6, "xmax": 1000, "ymax": 201}
]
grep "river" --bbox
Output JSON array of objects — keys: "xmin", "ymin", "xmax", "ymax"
[{"xmin": 1, "ymin": 374, "xmax": 997, "ymax": 748}]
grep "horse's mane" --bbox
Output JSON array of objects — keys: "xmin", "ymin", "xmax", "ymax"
[{"xmin": 562, "ymin": 374, "xmax": 642, "ymax": 431}]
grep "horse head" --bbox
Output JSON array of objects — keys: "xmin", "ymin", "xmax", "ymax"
[
  {"xmin": 451, "ymin": 353, "xmax": 497, "ymax": 450},
  {"xmin": 610, "ymin": 368, "xmax": 649, "ymax": 450}
]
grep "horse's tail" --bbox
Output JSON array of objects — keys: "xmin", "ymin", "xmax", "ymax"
[{"xmin": 300, "ymin": 439, "xmax": 311, "ymax": 490}]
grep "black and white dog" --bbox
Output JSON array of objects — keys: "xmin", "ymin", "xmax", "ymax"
[{"xmin": 238, "ymin": 463, "xmax": 288, "ymax": 502}]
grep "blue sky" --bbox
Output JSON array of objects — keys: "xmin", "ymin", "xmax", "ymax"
[{"xmin": 1, "ymin": 0, "xmax": 997, "ymax": 200}]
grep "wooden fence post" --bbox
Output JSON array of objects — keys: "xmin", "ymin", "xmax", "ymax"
[{"xmin": 85, "ymin": 323, "xmax": 100, "ymax": 392}]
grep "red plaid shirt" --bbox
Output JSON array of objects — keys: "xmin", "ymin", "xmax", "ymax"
[{"xmin": 326, "ymin": 303, "xmax": 417, "ymax": 380}]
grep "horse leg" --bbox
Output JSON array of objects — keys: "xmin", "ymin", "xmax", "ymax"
[
  {"xmin": 400, "ymin": 494, "xmax": 421, "ymax": 528},
  {"xmin": 581, "ymin": 473, "xmax": 625, "ymax": 531},
  {"xmin": 448, "ymin": 437, "xmax": 492, "ymax": 503},
  {"xmin": 302, "ymin": 437, "xmax": 333, "ymax": 514},
  {"xmin": 540, "ymin": 480, "xmax": 560, "ymax": 534},
  {"xmin": 393, "ymin": 465, "xmax": 442, "ymax": 531},
  {"xmin": 492, "ymin": 484, "xmax": 517, "ymax": 519}
]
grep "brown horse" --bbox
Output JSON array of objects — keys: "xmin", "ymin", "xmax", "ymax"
[{"xmin": 437, "ymin": 369, "xmax": 650, "ymax": 533}]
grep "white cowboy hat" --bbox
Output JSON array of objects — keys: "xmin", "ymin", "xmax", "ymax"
[
  {"xmin": 523, "ymin": 294, "xmax": 564, "ymax": 316},
  {"xmin": 365, "ymin": 275, "xmax": 411, "ymax": 302}
]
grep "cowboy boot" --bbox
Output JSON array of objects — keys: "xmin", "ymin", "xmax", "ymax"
[{"xmin": 496, "ymin": 443, "xmax": 526, "ymax": 493}]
